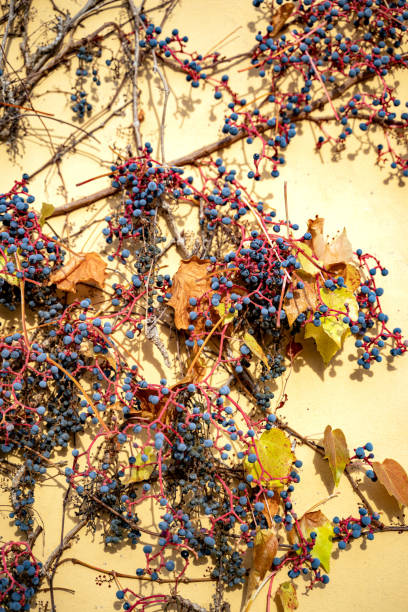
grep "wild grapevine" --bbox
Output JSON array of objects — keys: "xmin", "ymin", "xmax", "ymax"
[{"xmin": 0, "ymin": 1, "xmax": 407, "ymax": 612}]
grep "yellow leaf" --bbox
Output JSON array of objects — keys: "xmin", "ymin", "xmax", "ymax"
[
  {"xmin": 243, "ymin": 332, "xmax": 268, "ymax": 366},
  {"xmin": 276, "ymin": 581, "xmax": 298, "ymax": 611},
  {"xmin": 304, "ymin": 287, "xmax": 358, "ymax": 364},
  {"xmin": 304, "ymin": 322, "xmax": 344, "ymax": 365},
  {"xmin": 215, "ymin": 301, "xmax": 236, "ymax": 325},
  {"xmin": 323, "ymin": 425, "xmax": 349, "ymax": 487},
  {"xmin": 297, "ymin": 243, "xmax": 322, "ymax": 276},
  {"xmin": 125, "ymin": 446, "xmax": 156, "ymax": 483},
  {"xmin": 320, "ymin": 287, "xmax": 358, "ymax": 319},
  {"xmin": 39, "ymin": 202, "xmax": 55, "ymax": 226},
  {"xmin": 0, "ymin": 255, "xmax": 19, "ymax": 287},
  {"xmin": 244, "ymin": 428, "xmax": 295, "ymax": 489}
]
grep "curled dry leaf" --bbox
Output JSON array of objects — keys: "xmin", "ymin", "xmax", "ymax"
[
  {"xmin": 289, "ymin": 510, "xmax": 333, "ymax": 572},
  {"xmin": 276, "ymin": 581, "xmax": 298, "ymax": 611},
  {"xmin": 167, "ymin": 256, "xmax": 211, "ymax": 330},
  {"xmin": 245, "ymin": 528, "xmax": 278, "ymax": 611},
  {"xmin": 323, "ymin": 425, "xmax": 349, "ymax": 487},
  {"xmin": 284, "ymin": 280, "xmax": 319, "ymax": 327},
  {"xmin": 307, "ymin": 216, "xmax": 353, "ymax": 268},
  {"xmin": 49, "ymin": 252, "xmax": 107, "ymax": 293},
  {"xmin": 271, "ymin": 2, "xmax": 294, "ymax": 37},
  {"xmin": 372, "ymin": 458, "xmax": 408, "ymax": 508}
]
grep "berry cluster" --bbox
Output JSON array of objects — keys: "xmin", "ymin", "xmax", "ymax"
[
  {"xmin": 70, "ymin": 44, "xmax": 102, "ymax": 120},
  {"xmin": 0, "ymin": 541, "xmax": 41, "ymax": 612}
]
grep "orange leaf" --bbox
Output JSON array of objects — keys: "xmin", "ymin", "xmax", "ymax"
[
  {"xmin": 167, "ymin": 256, "xmax": 212, "ymax": 330},
  {"xmin": 327, "ymin": 262, "xmax": 361, "ymax": 292},
  {"xmin": 290, "ymin": 510, "xmax": 326, "ymax": 537},
  {"xmin": 264, "ymin": 489, "xmax": 280, "ymax": 527},
  {"xmin": 372, "ymin": 458, "xmax": 408, "ymax": 508},
  {"xmin": 49, "ymin": 252, "xmax": 106, "ymax": 293},
  {"xmin": 307, "ymin": 216, "xmax": 353, "ymax": 268},
  {"xmin": 284, "ymin": 280, "xmax": 319, "ymax": 326}
]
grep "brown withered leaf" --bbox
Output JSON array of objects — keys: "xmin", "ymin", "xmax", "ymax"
[
  {"xmin": 271, "ymin": 2, "xmax": 294, "ymax": 37},
  {"xmin": 131, "ymin": 387, "xmax": 174, "ymax": 423},
  {"xmin": 323, "ymin": 425, "xmax": 349, "ymax": 487},
  {"xmin": 49, "ymin": 252, "xmax": 106, "ymax": 293},
  {"xmin": 372, "ymin": 458, "xmax": 408, "ymax": 508},
  {"xmin": 284, "ymin": 280, "xmax": 319, "ymax": 327},
  {"xmin": 307, "ymin": 216, "xmax": 353, "ymax": 268},
  {"xmin": 174, "ymin": 351, "xmax": 207, "ymax": 387},
  {"xmin": 276, "ymin": 581, "xmax": 298, "ymax": 612},
  {"xmin": 167, "ymin": 256, "xmax": 211, "ymax": 330},
  {"xmin": 245, "ymin": 529, "xmax": 278, "ymax": 611}
]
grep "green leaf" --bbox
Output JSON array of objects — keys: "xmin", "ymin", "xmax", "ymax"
[
  {"xmin": 125, "ymin": 446, "xmax": 156, "ymax": 483},
  {"xmin": 323, "ymin": 425, "xmax": 349, "ymax": 486},
  {"xmin": 276, "ymin": 581, "xmax": 298, "ymax": 611},
  {"xmin": 243, "ymin": 332, "xmax": 268, "ymax": 366},
  {"xmin": 304, "ymin": 287, "xmax": 358, "ymax": 364},
  {"xmin": 244, "ymin": 428, "xmax": 295, "ymax": 489},
  {"xmin": 293, "ymin": 510, "xmax": 333, "ymax": 572},
  {"xmin": 39, "ymin": 202, "xmax": 55, "ymax": 226},
  {"xmin": 312, "ymin": 522, "xmax": 334, "ymax": 572},
  {"xmin": 0, "ymin": 254, "xmax": 19, "ymax": 287}
]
